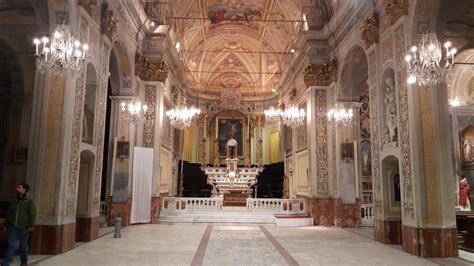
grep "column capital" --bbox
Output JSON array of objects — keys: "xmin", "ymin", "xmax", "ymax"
[
  {"xmin": 303, "ymin": 60, "xmax": 337, "ymax": 87},
  {"xmin": 135, "ymin": 53, "xmax": 168, "ymax": 82}
]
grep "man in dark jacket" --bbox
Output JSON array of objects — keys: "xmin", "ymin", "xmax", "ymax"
[{"xmin": 2, "ymin": 183, "xmax": 36, "ymax": 266}]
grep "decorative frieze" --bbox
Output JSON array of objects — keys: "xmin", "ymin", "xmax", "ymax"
[
  {"xmin": 384, "ymin": 0, "xmax": 408, "ymax": 25},
  {"xmin": 304, "ymin": 61, "xmax": 337, "ymax": 87},
  {"xmin": 100, "ymin": 2, "xmax": 119, "ymax": 41},
  {"xmin": 135, "ymin": 53, "xmax": 168, "ymax": 82},
  {"xmin": 394, "ymin": 24, "xmax": 414, "ymax": 219},
  {"xmin": 315, "ymin": 90, "xmax": 329, "ymax": 196},
  {"xmin": 367, "ymin": 50, "xmax": 382, "ymax": 216},
  {"xmin": 144, "ymin": 86, "xmax": 156, "ymax": 148},
  {"xmin": 361, "ymin": 14, "xmax": 379, "ymax": 49}
]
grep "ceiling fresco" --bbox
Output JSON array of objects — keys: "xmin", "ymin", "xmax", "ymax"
[{"xmin": 168, "ymin": 0, "xmax": 306, "ymax": 97}]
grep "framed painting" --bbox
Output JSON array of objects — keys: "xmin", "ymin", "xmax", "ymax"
[
  {"xmin": 217, "ymin": 117, "xmax": 244, "ymax": 158},
  {"xmin": 360, "ymin": 140, "xmax": 372, "ymax": 175}
]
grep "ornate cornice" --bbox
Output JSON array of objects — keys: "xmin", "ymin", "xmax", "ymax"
[
  {"xmin": 303, "ymin": 61, "xmax": 337, "ymax": 87},
  {"xmin": 135, "ymin": 53, "xmax": 168, "ymax": 82},
  {"xmin": 361, "ymin": 14, "xmax": 380, "ymax": 49},
  {"xmin": 384, "ymin": 0, "xmax": 408, "ymax": 25}
]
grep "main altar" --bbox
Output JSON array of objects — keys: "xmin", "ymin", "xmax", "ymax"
[{"xmin": 202, "ymin": 130, "xmax": 262, "ymax": 206}]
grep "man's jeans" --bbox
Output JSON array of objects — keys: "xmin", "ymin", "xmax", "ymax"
[{"xmin": 3, "ymin": 227, "xmax": 29, "ymax": 266}]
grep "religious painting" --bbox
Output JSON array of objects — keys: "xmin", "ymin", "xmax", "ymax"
[
  {"xmin": 207, "ymin": 0, "xmax": 265, "ymax": 29},
  {"xmin": 296, "ymin": 102, "xmax": 308, "ymax": 151},
  {"xmin": 341, "ymin": 143, "xmax": 354, "ymax": 162},
  {"xmin": 162, "ymin": 101, "xmax": 171, "ymax": 149},
  {"xmin": 116, "ymin": 141, "xmax": 129, "ymax": 159},
  {"xmin": 361, "ymin": 141, "xmax": 372, "ymax": 176},
  {"xmin": 460, "ymin": 125, "xmax": 474, "ymax": 169},
  {"xmin": 217, "ymin": 118, "xmax": 243, "ymax": 158},
  {"xmin": 284, "ymin": 125, "xmax": 292, "ymax": 155}
]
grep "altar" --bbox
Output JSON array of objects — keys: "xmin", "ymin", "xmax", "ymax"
[{"xmin": 202, "ymin": 130, "xmax": 262, "ymax": 205}]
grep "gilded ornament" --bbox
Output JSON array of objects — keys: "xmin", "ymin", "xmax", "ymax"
[
  {"xmin": 304, "ymin": 61, "xmax": 337, "ymax": 87},
  {"xmin": 360, "ymin": 15, "xmax": 379, "ymax": 48},
  {"xmin": 135, "ymin": 53, "xmax": 168, "ymax": 82}
]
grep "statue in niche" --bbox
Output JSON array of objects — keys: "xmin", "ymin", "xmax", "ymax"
[
  {"xmin": 463, "ymin": 137, "xmax": 472, "ymax": 162},
  {"xmin": 383, "ymin": 77, "xmax": 398, "ymax": 146}
]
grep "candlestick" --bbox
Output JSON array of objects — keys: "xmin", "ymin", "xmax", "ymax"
[
  {"xmin": 247, "ymin": 117, "xmax": 250, "ymax": 137},
  {"xmin": 215, "ymin": 117, "xmax": 218, "ymax": 137}
]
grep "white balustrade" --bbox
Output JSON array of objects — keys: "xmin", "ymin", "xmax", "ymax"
[
  {"xmin": 360, "ymin": 204, "xmax": 374, "ymax": 226},
  {"xmin": 162, "ymin": 197, "xmax": 223, "ymax": 211},
  {"xmin": 246, "ymin": 198, "xmax": 307, "ymax": 214}
]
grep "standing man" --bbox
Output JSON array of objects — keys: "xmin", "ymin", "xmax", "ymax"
[{"xmin": 2, "ymin": 183, "xmax": 36, "ymax": 266}]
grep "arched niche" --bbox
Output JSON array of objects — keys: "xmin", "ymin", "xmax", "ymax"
[
  {"xmin": 82, "ymin": 63, "xmax": 98, "ymax": 144},
  {"xmin": 77, "ymin": 149, "xmax": 95, "ymax": 218},
  {"xmin": 380, "ymin": 67, "xmax": 398, "ymax": 149},
  {"xmin": 381, "ymin": 155, "xmax": 401, "ymax": 216}
]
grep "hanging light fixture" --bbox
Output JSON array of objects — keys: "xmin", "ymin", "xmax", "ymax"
[
  {"xmin": 327, "ymin": 103, "xmax": 354, "ymax": 127},
  {"xmin": 166, "ymin": 98, "xmax": 201, "ymax": 130},
  {"xmin": 120, "ymin": 98, "xmax": 148, "ymax": 123},
  {"xmin": 33, "ymin": 24, "xmax": 89, "ymax": 75},
  {"xmin": 282, "ymin": 102, "xmax": 306, "ymax": 128},
  {"xmin": 264, "ymin": 105, "xmax": 282, "ymax": 124},
  {"xmin": 405, "ymin": 32, "xmax": 456, "ymax": 87}
]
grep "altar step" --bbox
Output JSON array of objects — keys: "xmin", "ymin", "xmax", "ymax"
[
  {"xmin": 158, "ymin": 210, "xmax": 277, "ymax": 225},
  {"xmin": 157, "ymin": 197, "xmax": 311, "ymax": 226}
]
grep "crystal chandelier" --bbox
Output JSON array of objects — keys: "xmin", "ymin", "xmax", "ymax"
[
  {"xmin": 264, "ymin": 106, "xmax": 282, "ymax": 124},
  {"xmin": 282, "ymin": 102, "xmax": 306, "ymax": 128},
  {"xmin": 166, "ymin": 98, "xmax": 201, "ymax": 130},
  {"xmin": 120, "ymin": 98, "xmax": 148, "ymax": 123},
  {"xmin": 405, "ymin": 32, "xmax": 456, "ymax": 87},
  {"xmin": 327, "ymin": 104, "xmax": 353, "ymax": 126},
  {"xmin": 33, "ymin": 24, "xmax": 89, "ymax": 75}
]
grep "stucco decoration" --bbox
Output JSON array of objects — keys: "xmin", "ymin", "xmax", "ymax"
[
  {"xmin": 135, "ymin": 53, "xmax": 168, "ymax": 82},
  {"xmin": 394, "ymin": 24, "xmax": 414, "ymax": 219},
  {"xmin": 384, "ymin": 0, "xmax": 408, "ymax": 25},
  {"xmin": 367, "ymin": 50, "xmax": 382, "ymax": 216},
  {"xmin": 100, "ymin": 2, "xmax": 119, "ymax": 41},
  {"xmin": 66, "ymin": 19, "xmax": 88, "ymax": 218},
  {"xmin": 316, "ymin": 90, "xmax": 329, "ymax": 196},
  {"xmin": 144, "ymin": 86, "xmax": 157, "ymax": 148},
  {"xmin": 304, "ymin": 61, "xmax": 337, "ymax": 87},
  {"xmin": 92, "ymin": 42, "xmax": 112, "ymax": 216},
  {"xmin": 361, "ymin": 14, "xmax": 379, "ymax": 49}
]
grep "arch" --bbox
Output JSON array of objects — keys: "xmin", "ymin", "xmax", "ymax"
[
  {"xmin": 109, "ymin": 41, "xmax": 132, "ymax": 96},
  {"xmin": 76, "ymin": 149, "xmax": 95, "ymax": 233},
  {"xmin": 83, "ymin": 63, "xmax": 98, "ymax": 144},
  {"xmin": 339, "ymin": 45, "xmax": 369, "ymax": 101}
]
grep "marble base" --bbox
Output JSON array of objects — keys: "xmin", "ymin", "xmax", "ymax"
[
  {"xmin": 374, "ymin": 219, "xmax": 402, "ymax": 244},
  {"xmin": 307, "ymin": 198, "xmax": 361, "ymax": 227},
  {"xmin": 30, "ymin": 222, "xmax": 76, "ymax": 254},
  {"xmin": 108, "ymin": 197, "xmax": 132, "ymax": 227},
  {"xmin": 401, "ymin": 225, "xmax": 458, "ymax": 257},
  {"xmin": 75, "ymin": 216, "xmax": 99, "ymax": 242},
  {"xmin": 151, "ymin": 194, "xmax": 168, "ymax": 223}
]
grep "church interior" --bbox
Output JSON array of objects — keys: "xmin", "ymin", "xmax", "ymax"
[{"xmin": 0, "ymin": 0, "xmax": 474, "ymax": 264}]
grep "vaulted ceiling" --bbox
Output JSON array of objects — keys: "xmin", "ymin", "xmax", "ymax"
[{"xmin": 168, "ymin": 0, "xmax": 307, "ymax": 97}]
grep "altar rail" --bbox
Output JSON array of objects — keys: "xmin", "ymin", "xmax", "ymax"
[
  {"xmin": 246, "ymin": 198, "xmax": 307, "ymax": 214},
  {"xmin": 162, "ymin": 197, "xmax": 223, "ymax": 211},
  {"xmin": 161, "ymin": 197, "xmax": 307, "ymax": 215},
  {"xmin": 360, "ymin": 204, "xmax": 374, "ymax": 226}
]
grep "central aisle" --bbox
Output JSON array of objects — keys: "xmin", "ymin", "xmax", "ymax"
[{"xmin": 33, "ymin": 224, "xmax": 470, "ymax": 266}]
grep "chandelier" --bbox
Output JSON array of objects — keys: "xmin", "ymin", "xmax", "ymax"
[
  {"xmin": 33, "ymin": 24, "xmax": 89, "ymax": 75},
  {"xmin": 405, "ymin": 32, "xmax": 456, "ymax": 87},
  {"xmin": 327, "ymin": 104, "xmax": 353, "ymax": 126},
  {"xmin": 282, "ymin": 103, "xmax": 306, "ymax": 128},
  {"xmin": 264, "ymin": 106, "xmax": 282, "ymax": 124},
  {"xmin": 166, "ymin": 98, "xmax": 201, "ymax": 130},
  {"xmin": 120, "ymin": 98, "xmax": 148, "ymax": 123}
]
